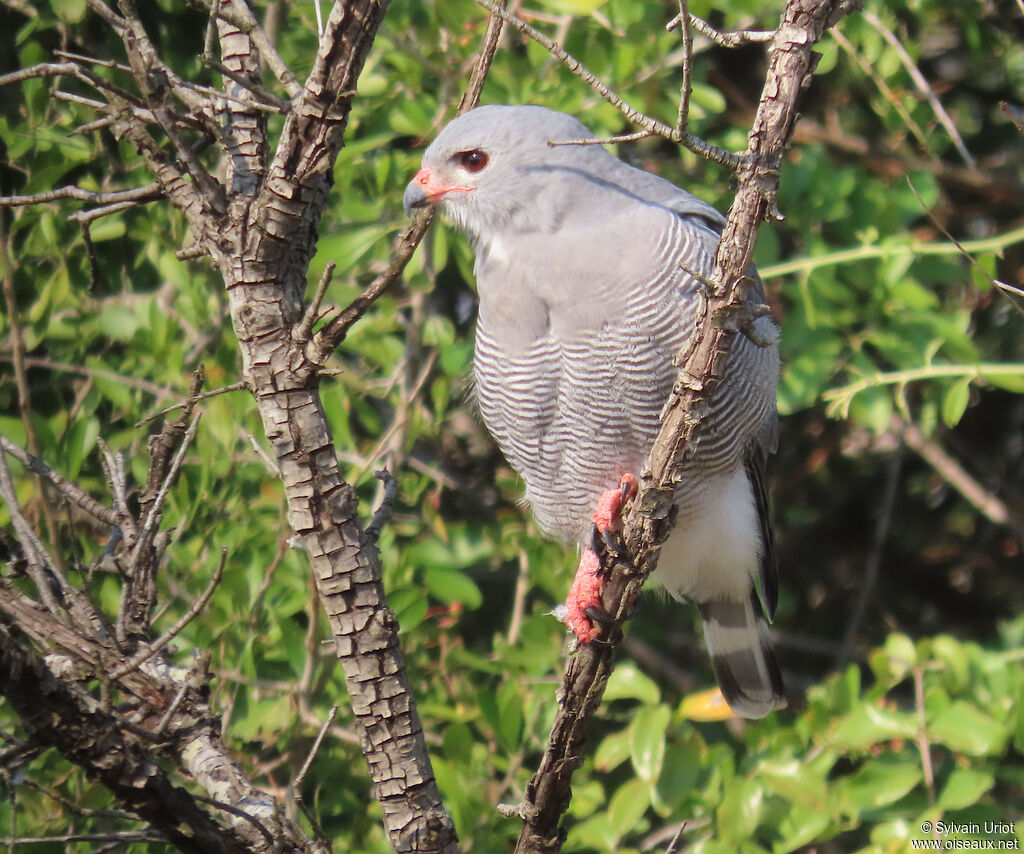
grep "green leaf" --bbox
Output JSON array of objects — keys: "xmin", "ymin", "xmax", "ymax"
[
  {"xmin": 389, "ymin": 587, "xmax": 429, "ymax": 634},
  {"xmin": 63, "ymin": 416, "xmax": 99, "ymax": 479},
  {"xmin": 495, "ymin": 680, "xmax": 523, "ymax": 751},
  {"xmin": 608, "ymin": 777, "xmax": 651, "ymax": 840},
  {"xmin": 441, "ymin": 722, "xmax": 473, "ymax": 766},
  {"xmin": 931, "ymin": 634, "xmax": 970, "ymax": 692},
  {"xmin": 936, "ymin": 768, "xmax": 994, "ymax": 810},
  {"xmin": 595, "ymin": 727, "xmax": 632, "ymax": 773},
  {"xmin": 776, "ymin": 802, "xmax": 833, "ymax": 852},
  {"xmin": 604, "ymin": 663, "xmax": 661, "ymax": 704},
  {"xmin": 869, "ymin": 633, "xmax": 917, "ymax": 685},
  {"xmin": 98, "ymin": 304, "xmax": 140, "ymax": 343},
  {"xmin": 837, "ymin": 757, "xmax": 921, "ymax": 811},
  {"xmin": 652, "ymin": 740, "xmax": 702, "ymax": 815},
  {"xmin": 422, "ymin": 567, "xmax": 482, "ymax": 609},
  {"xmin": 716, "ymin": 776, "xmax": 764, "ymax": 844},
  {"xmin": 829, "ymin": 703, "xmax": 918, "ymax": 751},
  {"xmin": 629, "ymin": 703, "xmax": 670, "ymax": 783},
  {"xmin": 567, "ymin": 812, "xmax": 621, "ymax": 853},
  {"xmin": 928, "ymin": 701, "xmax": 1007, "ymax": 756},
  {"xmin": 981, "ymin": 369, "xmax": 1024, "ymax": 393},
  {"xmin": 941, "ymin": 377, "xmax": 972, "ymax": 427}
]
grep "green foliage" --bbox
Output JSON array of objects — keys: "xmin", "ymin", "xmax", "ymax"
[{"xmin": 1, "ymin": 0, "xmax": 1022, "ymax": 852}]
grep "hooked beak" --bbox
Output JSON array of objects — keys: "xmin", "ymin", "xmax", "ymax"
[{"xmin": 402, "ymin": 167, "xmax": 473, "ymax": 216}]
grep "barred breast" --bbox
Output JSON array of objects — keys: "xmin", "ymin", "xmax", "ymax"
[{"xmin": 472, "ymin": 209, "xmax": 775, "ymax": 542}]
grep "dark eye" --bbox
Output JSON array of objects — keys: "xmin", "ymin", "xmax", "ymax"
[{"xmin": 457, "ymin": 149, "xmax": 489, "ymax": 173}]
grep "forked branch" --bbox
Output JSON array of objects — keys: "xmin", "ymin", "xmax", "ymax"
[{"xmin": 512, "ymin": 1, "xmax": 862, "ymax": 850}]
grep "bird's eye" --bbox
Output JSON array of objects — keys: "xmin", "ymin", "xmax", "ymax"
[{"xmin": 457, "ymin": 149, "xmax": 489, "ymax": 173}]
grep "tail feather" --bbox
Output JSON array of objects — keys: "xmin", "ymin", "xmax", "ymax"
[{"xmin": 698, "ymin": 593, "xmax": 785, "ymax": 719}]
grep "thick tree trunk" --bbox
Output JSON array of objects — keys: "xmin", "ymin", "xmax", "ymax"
[{"xmin": 203, "ymin": 2, "xmax": 459, "ymax": 850}]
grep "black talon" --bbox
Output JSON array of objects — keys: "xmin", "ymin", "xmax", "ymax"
[
  {"xmin": 601, "ymin": 527, "xmax": 626, "ymax": 557},
  {"xmin": 589, "ymin": 522, "xmax": 602, "ymax": 554},
  {"xmin": 584, "ymin": 605, "xmax": 615, "ymax": 627}
]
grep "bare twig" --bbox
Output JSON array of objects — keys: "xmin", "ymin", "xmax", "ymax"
[
  {"xmin": 203, "ymin": 0, "xmax": 222, "ymax": 63},
  {"xmin": 200, "ymin": 56, "xmax": 290, "ymax": 112},
  {"xmin": 83, "ymin": 0, "xmax": 125, "ymax": 32},
  {"xmin": 18, "ymin": 779, "xmax": 134, "ymax": 821},
  {"xmin": 290, "ymin": 704, "xmax": 339, "ymax": 799},
  {"xmin": 674, "ymin": 0, "xmax": 693, "ymax": 137},
  {"xmin": 134, "ymin": 381, "xmax": 248, "ymax": 426},
  {"xmin": 821, "ymin": 28, "xmax": 936, "ymax": 158},
  {"xmin": 899, "ymin": 420, "xmax": 1024, "ymax": 538},
  {"xmin": 183, "ymin": 0, "xmax": 301, "ymax": 96},
  {"xmin": 0, "ymin": 218, "xmax": 66, "ymax": 572},
  {"xmin": 0, "ymin": 0, "xmax": 37, "ymax": 17},
  {"xmin": 506, "ymin": 549, "xmax": 531, "ymax": 646},
  {"xmin": 0, "ymin": 355, "xmax": 174, "ymax": 399},
  {"xmin": 193, "ymin": 795, "xmax": 276, "ymax": 851},
  {"xmin": 0, "ymin": 453, "xmax": 65, "ymax": 620},
  {"xmin": 459, "ymin": 0, "xmax": 508, "ymax": 114},
  {"xmin": 904, "ymin": 177, "xmax": 1024, "ymax": 317},
  {"xmin": 665, "ymin": 11, "xmax": 774, "ymax": 46},
  {"xmin": 0, "ymin": 833, "xmax": 167, "ymax": 846},
  {"xmin": 0, "ymin": 436, "xmax": 121, "ymax": 529},
  {"xmin": 294, "ymin": 262, "xmax": 336, "ymax": 346},
  {"xmin": 1001, "ymin": 101, "xmax": 1024, "ymax": 135},
  {"xmin": 97, "ymin": 439, "xmax": 131, "ymax": 536},
  {"xmin": 152, "ymin": 683, "xmax": 191, "ymax": 737},
  {"xmin": 52, "ymin": 48, "xmax": 131, "ymax": 73},
  {"xmin": 0, "ymin": 62, "xmax": 79, "ymax": 87},
  {"xmin": 309, "ymin": 0, "xmax": 509, "ymax": 363},
  {"xmin": 364, "ymin": 470, "xmax": 398, "ymax": 543},
  {"xmin": 913, "ymin": 665, "xmax": 936, "ymax": 805},
  {"xmin": 129, "ymin": 413, "xmax": 201, "ymax": 572},
  {"xmin": 548, "ymin": 130, "xmax": 654, "ymax": 147},
  {"xmin": 109, "ymin": 549, "xmax": 227, "ymax": 680},
  {"xmin": 0, "ymin": 183, "xmax": 161, "ymax": 208},
  {"xmin": 862, "ymin": 11, "xmax": 974, "ymax": 167}
]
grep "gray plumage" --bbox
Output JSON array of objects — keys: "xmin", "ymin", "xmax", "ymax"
[{"xmin": 404, "ymin": 105, "xmax": 785, "ymax": 718}]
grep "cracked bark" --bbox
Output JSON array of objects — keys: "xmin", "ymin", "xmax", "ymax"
[
  {"xmin": 200, "ymin": 3, "xmax": 458, "ymax": 850},
  {"xmin": 0, "ymin": 624, "xmax": 248, "ymax": 854}
]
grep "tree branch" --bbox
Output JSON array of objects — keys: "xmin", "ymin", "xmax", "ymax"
[
  {"xmin": 513, "ymin": 2, "xmax": 862, "ymax": 850},
  {"xmin": 0, "ymin": 624, "xmax": 249, "ymax": 854}
]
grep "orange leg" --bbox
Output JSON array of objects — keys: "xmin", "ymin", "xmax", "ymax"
[{"xmin": 563, "ymin": 475, "xmax": 638, "ymax": 643}]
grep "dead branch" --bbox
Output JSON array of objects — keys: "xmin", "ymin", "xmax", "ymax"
[
  {"xmin": 1002, "ymin": 101, "xmax": 1024, "ymax": 135},
  {"xmin": 899, "ymin": 419, "xmax": 1024, "ymax": 538},
  {"xmin": 184, "ymin": 0, "xmax": 302, "ymax": 96},
  {"xmin": 665, "ymin": 10, "xmax": 775, "ymax": 45},
  {"xmin": 0, "ymin": 435, "xmax": 122, "ymax": 529},
  {"xmin": 512, "ymin": 1, "xmax": 862, "ymax": 850},
  {"xmin": 0, "ymin": 184, "xmax": 162, "ymax": 208},
  {"xmin": 109, "ymin": 549, "xmax": 226, "ymax": 680},
  {"xmin": 0, "ymin": 624, "xmax": 249, "ymax": 854}
]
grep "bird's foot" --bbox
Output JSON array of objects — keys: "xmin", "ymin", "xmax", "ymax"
[
  {"xmin": 592, "ymin": 473, "xmax": 638, "ymax": 532},
  {"xmin": 563, "ymin": 474, "xmax": 638, "ymax": 644}
]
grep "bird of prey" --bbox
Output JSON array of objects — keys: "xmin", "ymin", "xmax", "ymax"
[{"xmin": 404, "ymin": 105, "xmax": 785, "ymax": 718}]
